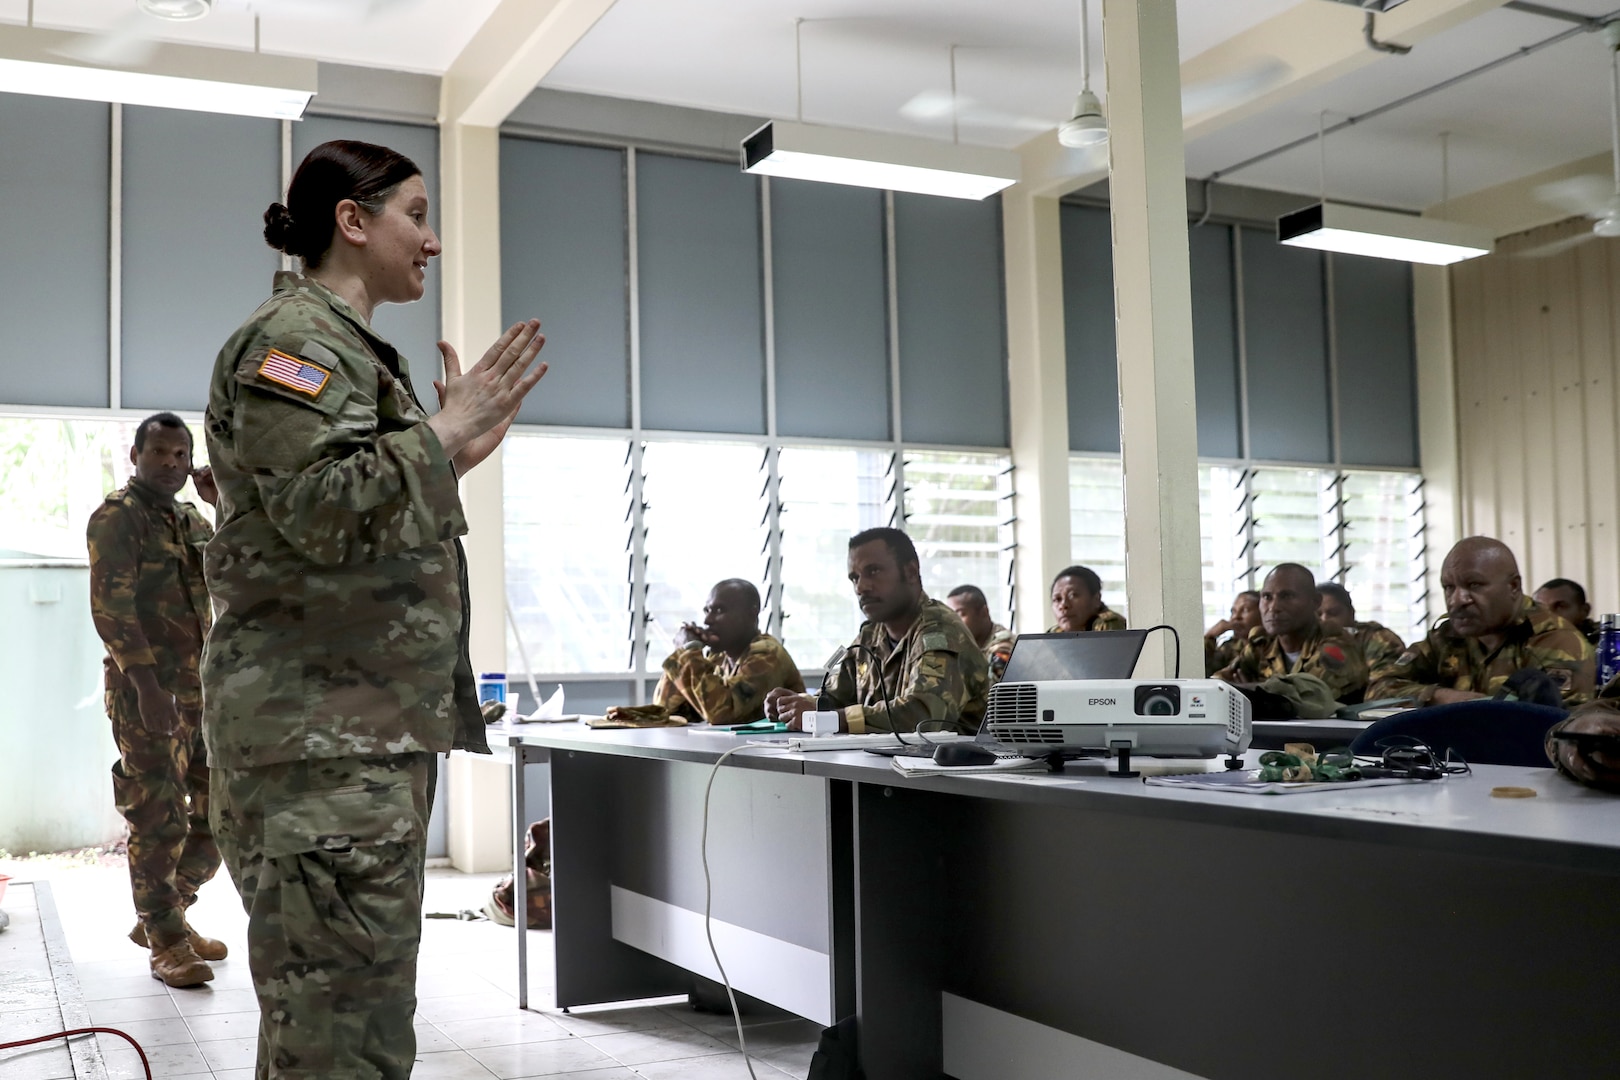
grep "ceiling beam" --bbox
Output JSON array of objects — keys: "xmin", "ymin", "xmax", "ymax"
[
  {"xmin": 1427, "ymin": 150, "xmax": 1610, "ymax": 236},
  {"xmin": 440, "ymin": 0, "xmax": 618, "ymax": 128},
  {"xmin": 1018, "ymin": 0, "xmax": 1513, "ymax": 198}
]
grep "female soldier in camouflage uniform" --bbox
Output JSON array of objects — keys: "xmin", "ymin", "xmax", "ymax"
[{"xmin": 201, "ymin": 140, "xmax": 547, "ymax": 1078}]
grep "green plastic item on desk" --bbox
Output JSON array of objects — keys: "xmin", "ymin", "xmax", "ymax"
[{"xmin": 730, "ymin": 719, "xmax": 791, "ymax": 734}]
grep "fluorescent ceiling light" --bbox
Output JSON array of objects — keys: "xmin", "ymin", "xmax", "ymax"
[
  {"xmin": 1278, "ymin": 201, "xmax": 1493, "ymax": 266},
  {"xmin": 0, "ymin": 24, "xmax": 315, "ymax": 120},
  {"xmin": 742, "ymin": 120, "xmax": 1019, "ymax": 201}
]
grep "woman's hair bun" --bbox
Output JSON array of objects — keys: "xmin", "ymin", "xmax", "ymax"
[{"xmin": 263, "ymin": 202, "xmax": 298, "ymax": 256}]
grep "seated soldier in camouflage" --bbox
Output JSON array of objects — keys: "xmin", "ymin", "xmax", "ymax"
[
  {"xmin": 945, "ymin": 583, "xmax": 1015, "ymax": 684},
  {"xmin": 1048, "ymin": 565, "xmax": 1127, "ymax": 632},
  {"xmin": 653, "ymin": 579, "xmax": 804, "ymax": 725},
  {"xmin": 1534, "ymin": 577, "xmax": 1601, "ymax": 646},
  {"xmin": 1369, "ymin": 537, "xmax": 1595, "ymax": 707},
  {"xmin": 1215, "ymin": 563, "xmax": 1370, "ymax": 704},
  {"xmin": 1204, "ymin": 590, "xmax": 1260, "ymax": 676},
  {"xmin": 1317, "ymin": 582, "xmax": 1408, "ymax": 676},
  {"xmin": 766, "ymin": 528, "xmax": 990, "ymax": 735}
]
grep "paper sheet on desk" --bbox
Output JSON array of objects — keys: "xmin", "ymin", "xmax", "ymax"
[
  {"xmin": 890, "ymin": 755, "xmax": 1047, "ymax": 776},
  {"xmin": 510, "ymin": 684, "xmax": 576, "ymax": 723}
]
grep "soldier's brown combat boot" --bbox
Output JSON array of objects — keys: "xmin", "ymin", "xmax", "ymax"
[
  {"xmin": 149, "ymin": 938, "xmax": 214, "ymax": 988},
  {"xmin": 130, "ymin": 920, "xmax": 230, "ymax": 962}
]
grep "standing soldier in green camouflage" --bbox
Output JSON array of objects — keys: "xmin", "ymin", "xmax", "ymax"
[
  {"xmin": 1369, "ymin": 537, "xmax": 1595, "ymax": 707},
  {"xmin": 202, "ymin": 141, "xmax": 547, "ymax": 1079},
  {"xmin": 766, "ymin": 528, "xmax": 990, "ymax": 734},
  {"xmin": 654, "ymin": 579, "xmax": 805, "ymax": 724},
  {"xmin": 945, "ymin": 584, "xmax": 1016, "ymax": 684},
  {"xmin": 1047, "ymin": 565, "xmax": 1128, "ymax": 633},
  {"xmin": 87, "ymin": 412, "xmax": 227, "ymax": 988},
  {"xmin": 1216, "ymin": 564, "xmax": 1370, "ymax": 704},
  {"xmin": 1316, "ymin": 582, "xmax": 1408, "ymax": 677}
]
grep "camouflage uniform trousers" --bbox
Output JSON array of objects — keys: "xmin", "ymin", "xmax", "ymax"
[
  {"xmin": 107, "ymin": 688, "xmax": 220, "ymax": 944},
  {"xmin": 211, "ymin": 752, "xmax": 436, "ymax": 1079}
]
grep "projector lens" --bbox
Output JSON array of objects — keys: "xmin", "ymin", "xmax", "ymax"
[{"xmin": 1134, "ymin": 684, "xmax": 1180, "ymax": 716}]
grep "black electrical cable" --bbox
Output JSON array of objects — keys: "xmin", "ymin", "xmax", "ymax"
[
  {"xmin": 1139, "ymin": 624, "xmax": 1182, "ymax": 679},
  {"xmin": 0, "ymin": 1027, "xmax": 152, "ymax": 1080}
]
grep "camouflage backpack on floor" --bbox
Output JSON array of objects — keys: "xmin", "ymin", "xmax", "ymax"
[{"xmin": 487, "ymin": 819, "xmax": 552, "ymax": 929}]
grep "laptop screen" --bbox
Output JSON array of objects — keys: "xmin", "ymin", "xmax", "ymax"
[{"xmin": 1000, "ymin": 630, "xmax": 1147, "ymax": 684}]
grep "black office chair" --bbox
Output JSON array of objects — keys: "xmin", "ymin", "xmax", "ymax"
[{"xmin": 1348, "ymin": 700, "xmax": 1568, "ymax": 768}]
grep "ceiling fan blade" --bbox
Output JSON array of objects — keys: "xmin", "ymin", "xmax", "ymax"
[
  {"xmin": 1181, "ymin": 56, "xmax": 1292, "ymax": 118},
  {"xmin": 899, "ymin": 90, "xmax": 1053, "ymax": 134},
  {"xmin": 51, "ymin": 12, "xmax": 162, "ymax": 67},
  {"xmin": 1533, "ymin": 175, "xmax": 1615, "ymax": 220},
  {"xmin": 1513, "ymin": 231, "xmax": 1599, "ymax": 259},
  {"xmin": 898, "ymin": 90, "xmax": 958, "ymax": 123}
]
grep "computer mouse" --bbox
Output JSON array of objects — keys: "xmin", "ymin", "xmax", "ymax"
[{"xmin": 933, "ymin": 741, "xmax": 999, "ymax": 767}]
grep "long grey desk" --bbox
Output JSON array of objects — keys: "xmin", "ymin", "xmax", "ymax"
[
  {"xmin": 503, "ymin": 726, "xmax": 1620, "ymax": 1078},
  {"xmin": 796, "ymin": 749, "xmax": 1620, "ymax": 1079},
  {"xmin": 501, "ymin": 725, "xmax": 852, "ymax": 1023}
]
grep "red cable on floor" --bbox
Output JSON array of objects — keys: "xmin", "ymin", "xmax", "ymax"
[{"xmin": 0, "ymin": 1027, "xmax": 152, "ymax": 1080}]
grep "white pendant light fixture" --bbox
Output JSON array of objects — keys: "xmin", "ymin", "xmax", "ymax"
[
  {"xmin": 1058, "ymin": 0, "xmax": 1107, "ymax": 149},
  {"xmin": 1277, "ymin": 111, "xmax": 1491, "ymax": 265},
  {"xmin": 741, "ymin": 19, "xmax": 1019, "ymax": 201},
  {"xmin": 1278, "ymin": 202, "xmax": 1493, "ymax": 265},
  {"xmin": 0, "ymin": 21, "xmax": 315, "ymax": 120}
]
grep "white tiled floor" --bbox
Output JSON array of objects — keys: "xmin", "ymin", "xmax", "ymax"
[{"xmin": 0, "ymin": 865, "xmax": 818, "ymax": 1079}]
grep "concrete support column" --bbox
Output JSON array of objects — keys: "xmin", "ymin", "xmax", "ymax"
[
  {"xmin": 1003, "ymin": 188, "xmax": 1073, "ymax": 633},
  {"xmin": 1413, "ymin": 264, "xmax": 1460, "ymax": 621},
  {"xmin": 1102, "ymin": 0, "xmax": 1202, "ymax": 677},
  {"xmin": 440, "ymin": 119, "xmax": 511, "ymax": 873}
]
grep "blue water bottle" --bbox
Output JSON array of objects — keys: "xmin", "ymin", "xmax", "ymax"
[
  {"xmin": 477, "ymin": 671, "xmax": 508, "ymax": 706},
  {"xmin": 1597, "ymin": 616, "xmax": 1620, "ymax": 691}
]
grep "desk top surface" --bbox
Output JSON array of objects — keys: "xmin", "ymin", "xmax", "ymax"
[{"xmin": 500, "ymin": 722, "xmax": 1620, "ymax": 872}]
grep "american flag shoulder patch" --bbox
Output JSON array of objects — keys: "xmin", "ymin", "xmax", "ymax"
[{"xmin": 258, "ymin": 349, "xmax": 332, "ymax": 398}]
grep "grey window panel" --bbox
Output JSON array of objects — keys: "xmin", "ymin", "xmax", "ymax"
[
  {"xmin": 1190, "ymin": 224, "xmax": 1241, "ymax": 460},
  {"xmin": 121, "ymin": 108, "xmax": 280, "ymax": 413},
  {"xmin": 1239, "ymin": 226, "xmax": 1331, "ymax": 463},
  {"xmin": 1060, "ymin": 204, "xmax": 1119, "ymax": 453},
  {"xmin": 500, "ymin": 137, "xmax": 629, "ymax": 428},
  {"xmin": 637, "ymin": 153, "xmax": 766, "ymax": 435},
  {"xmin": 0, "ymin": 95, "xmax": 109, "ymax": 408},
  {"xmin": 771, "ymin": 178, "xmax": 889, "ymax": 441},
  {"xmin": 294, "ymin": 117, "xmax": 443, "ymax": 407},
  {"xmin": 1333, "ymin": 253, "xmax": 1418, "ymax": 468},
  {"xmin": 895, "ymin": 193, "xmax": 1008, "ymax": 448}
]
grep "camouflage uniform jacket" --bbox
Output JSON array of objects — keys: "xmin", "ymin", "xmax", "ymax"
[
  {"xmin": 1204, "ymin": 633, "xmax": 1247, "ymax": 677},
  {"xmin": 1345, "ymin": 620, "xmax": 1407, "ymax": 679},
  {"xmin": 822, "ymin": 597, "xmax": 990, "ymax": 734},
  {"xmin": 1368, "ymin": 597, "xmax": 1595, "ymax": 707},
  {"xmin": 87, "ymin": 480, "xmax": 214, "ymax": 703},
  {"xmin": 655, "ymin": 633, "xmax": 805, "ymax": 725},
  {"xmin": 983, "ymin": 625, "xmax": 1016, "ymax": 684},
  {"xmin": 200, "ymin": 271, "xmax": 488, "ymax": 770},
  {"xmin": 1046, "ymin": 606, "xmax": 1128, "ymax": 633},
  {"xmin": 1221, "ymin": 624, "xmax": 1370, "ymax": 703}
]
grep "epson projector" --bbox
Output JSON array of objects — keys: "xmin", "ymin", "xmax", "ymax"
[{"xmin": 985, "ymin": 679, "xmax": 1251, "ymax": 771}]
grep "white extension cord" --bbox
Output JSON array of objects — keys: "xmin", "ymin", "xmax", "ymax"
[{"xmin": 700, "ymin": 743, "xmax": 770, "ymax": 1080}]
